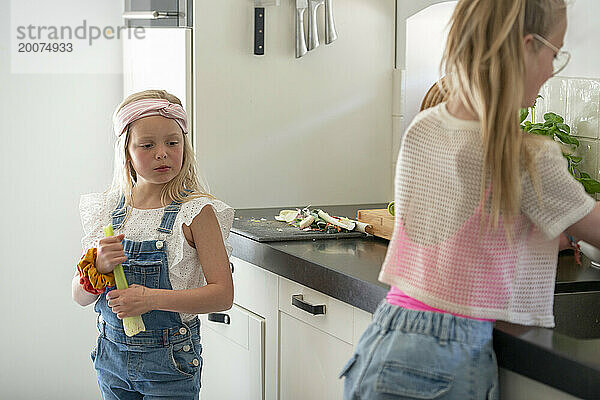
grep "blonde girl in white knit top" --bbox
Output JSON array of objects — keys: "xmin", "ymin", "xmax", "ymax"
[{"xmin": 341, "ymin": 1, "xmax": 600, "ymax": 399}]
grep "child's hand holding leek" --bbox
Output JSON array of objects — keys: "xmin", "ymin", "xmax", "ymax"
[
  {"xmin": 102, "ymin": 225, "xmax": 146, "ymax": 336},
  {"xmin": 96, "ymin": 233, "xmax": 127, "ymax": 274},
  {"xmin": 106, "ymin": 284, "xmax": 152, "ymax": 320}
]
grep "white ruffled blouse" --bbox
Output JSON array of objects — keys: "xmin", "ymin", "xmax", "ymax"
[{"xmin": 79, "ymin": 191, "xmax": 234, "ymax": 322}]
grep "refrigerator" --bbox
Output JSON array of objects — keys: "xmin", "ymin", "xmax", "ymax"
[{"xmin": 122, "ymin": 0, "xmax": 194, "ymax": 133}]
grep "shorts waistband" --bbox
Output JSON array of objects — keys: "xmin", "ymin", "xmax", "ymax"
[
  {"xmin": 97, "ymin": 315, "xmax": 200, "ymax": 347},
  {"xmin": 373, "ymin": 301, "xmax": 493, "ymax": 345}
]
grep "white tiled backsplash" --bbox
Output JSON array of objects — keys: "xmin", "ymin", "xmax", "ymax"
[{"xmin": 534, "ymin": 77, "xmax": 600, "ymax": 183}]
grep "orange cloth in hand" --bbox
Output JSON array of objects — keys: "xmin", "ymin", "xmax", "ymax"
[{"xmin": 77, "ymin": 248, "xmax": 115, "ymax": 293}]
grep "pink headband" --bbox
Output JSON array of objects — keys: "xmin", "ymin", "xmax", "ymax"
[{"xmin": 113, "ymin": 98, "xmax": 188, "ymax": 138}]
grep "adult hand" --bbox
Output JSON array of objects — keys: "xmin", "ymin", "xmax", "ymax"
[
  {"xmin": 106, "ymin": 284, "xmax": 152, "ymax": 319},
  {"xmin": 97, "ymin": 233, "xmax": 127, "ymax": 274}
]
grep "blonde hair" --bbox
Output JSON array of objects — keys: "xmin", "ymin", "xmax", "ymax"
[
  {"xmin": 442, "ymin": 0, "xmax": 566, "ymax": 229},
  {"xmin": 110, "ymin": 89, "xmax": 213, "ymax": 208}
]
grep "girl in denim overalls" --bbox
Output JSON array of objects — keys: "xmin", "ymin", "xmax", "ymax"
[
  {"xmin": 340, "ymin": 1, "xmax": 600, "ymax": 399},
  {"xmin": 72, "ymin": 90, "xmax": 234, "ymax": 400}
]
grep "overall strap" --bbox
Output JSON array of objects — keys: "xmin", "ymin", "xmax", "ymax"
[
  {"xmin": 111, "ymin": 194, "xmax": 127, "ymax": 230},
  {"xmin": 157, "ymin": 190, "xmax": 192, "ymax": 234}
]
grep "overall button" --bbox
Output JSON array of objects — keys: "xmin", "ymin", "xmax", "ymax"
[
  {"xmin": 156, "ymin": 240, "xmax": 164, "ymax": 249},
  {"xmin": 192, "ymin": 359, "xmax": 199, "ymax": 367},
  {"xmin": 179, "ymin": 327, "xmax": 187, "ymax": 335},
  {"xmin": 183, "ymin": 345, "xmax": 191, "ymax": 352}
]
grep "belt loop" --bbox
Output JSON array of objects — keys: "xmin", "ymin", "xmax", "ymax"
[
  {"xmin": 164, "ymin": 329, "xmax": 169, "ymax": 347},
  {"xmin": 438, "ymin": 313, "xmax": 451, "ymax": 345},
  {"xmin": 377, "ymin": 302, "xmax": 395, "ymax": 334}
]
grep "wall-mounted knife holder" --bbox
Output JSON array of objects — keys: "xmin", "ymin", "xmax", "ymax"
[
  {"xmin": 254, "ymin": 7, "xmax": 265, "ymax": 55},
  {"xmin": 254, "ymin": 0, "xmax": 280, "ymax": 56}
]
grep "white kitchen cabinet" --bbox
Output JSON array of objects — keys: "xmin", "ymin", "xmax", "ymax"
[
  {"xmin": 278, "ymin": 277, "xmax": 366, "ymax": 400},
  {"xmin": 199, "ymin": 304, "xmax": 265, "ymax": 400},
  {"xmin": 353, "ymin": 307, "xmax": 373, "ymax": 344},
  {"xmin": 205, "ymin": 258, "xmax": 373, "ymax": 400},
  {"xmin": 279, "ymin": 312, "xmax": 353, "ymax": 400},
  {"xmin": 200, "ymin": 256, "xmax": 279, "ymax": 400}
]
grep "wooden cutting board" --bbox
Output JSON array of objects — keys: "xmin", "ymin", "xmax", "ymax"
[{"xmin": 357, "ymin": 209, "xmax": 394, "ymax": 240}]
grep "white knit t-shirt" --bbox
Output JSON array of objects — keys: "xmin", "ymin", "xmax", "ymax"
[
  {"xmin": 379, "ymin": 103, "xmax": 595, "ymax": 327},
  {"xmin": 79, "ymin": 191, "xmax": 234, "ymax": 322}
]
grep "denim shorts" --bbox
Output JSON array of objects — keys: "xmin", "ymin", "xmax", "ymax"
[
  {"xmin": 340, "ymin": 302, "xmax": 498, "ymax": 400},
  {"xmin": 92, "ymin": 317, "xmax": 202, "ymax": 400}
]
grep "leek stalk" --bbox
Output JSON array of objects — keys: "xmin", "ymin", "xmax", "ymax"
[{"xmin": 103, "ymin": 224, "xmax": 146, "ymax": 337}]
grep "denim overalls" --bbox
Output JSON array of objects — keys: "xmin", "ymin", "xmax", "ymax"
[{"xmin": 92, "ymin": 195, "xmax": 202, "ymax": 400}]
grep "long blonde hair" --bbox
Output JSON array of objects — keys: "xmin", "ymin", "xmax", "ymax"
[
  {"xmin": 110, "ymin": 89, "xmax": 213, "ymax": 207},
  {"xmin": 442, "ymin": 0, "xmax": 566, "ymax": 229}
]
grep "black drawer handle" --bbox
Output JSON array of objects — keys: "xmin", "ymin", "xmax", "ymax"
[
  {"xmin": 292, "ymin": 294, "xmax": 326, "ymax": 315},
  {"xmin": 208, "ymin": 313, "xmax": 230, "ymax": 324}
]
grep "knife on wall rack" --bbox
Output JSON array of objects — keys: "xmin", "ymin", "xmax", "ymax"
[
  {"xmin": 295, "ymin": 0, "xmax": 308, "ymax": 58},
  {"xmin": 324, "ymin": 0, "xmax": 337, "ymax": 44},
  {"xmin": 307, "ymin": 0, "xmax": 324, "ymax": 51}
]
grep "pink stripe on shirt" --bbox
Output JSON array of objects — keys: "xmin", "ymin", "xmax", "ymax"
[{"xmin": 386, "ymin": 286, "xmax": 495, "ymax": 322}]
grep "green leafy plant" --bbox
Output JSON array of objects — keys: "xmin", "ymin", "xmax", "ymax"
[{"xmin": 520, "ymin": 105, "xmax": 600, "ymax": 194}]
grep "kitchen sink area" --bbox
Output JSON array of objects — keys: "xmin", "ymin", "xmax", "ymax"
[
  {"xmin": 479, "ymin": 252, "xmax": 600, "ymax": 399},
  {"xmin": 554, "ymin": 290, "xmax": 600, "ymax": 340},
  {"xmin": 553, "ymin": 254, "xmax": 600, "ymax": 340}
]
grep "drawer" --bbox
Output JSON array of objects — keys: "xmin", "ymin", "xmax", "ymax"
[
  {"xmin": 199, "ymin": 303, "xmax": 259, "ymax": 349},
  {"xmin": 278, "ymin": 277, "xmax": 354, "ymax": 344},
  {"xmin": 231, "ymin": 256, "xmax": 278, "ymax": 313}
]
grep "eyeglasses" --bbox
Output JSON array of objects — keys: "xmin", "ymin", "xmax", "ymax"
[{"xmin": 532, "ymin": 33, "xmax": 571, "ymax": 76}]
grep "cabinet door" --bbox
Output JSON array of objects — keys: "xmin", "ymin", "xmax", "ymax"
[
  {"xmin": 231, "ymin": 256, "xmax": 279, "ymax": 400},
  {"xmin": 279, "ymin": 312, "xmax": 353, "ymax": 400},
  {"xmin": 200, "ymin": 304, "xmax": 265, "ymax": 400}
]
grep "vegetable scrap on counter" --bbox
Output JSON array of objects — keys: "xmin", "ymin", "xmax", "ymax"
[{"xmin": 274, "ymin": 206, "xmax": 370, "ymax": 234}]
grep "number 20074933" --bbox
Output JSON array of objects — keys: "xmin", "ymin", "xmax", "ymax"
[{"xmin": 18, "ymin": 42, "xmax": 73, "ymax": 53}]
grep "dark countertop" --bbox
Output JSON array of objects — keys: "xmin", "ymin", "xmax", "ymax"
[{"xmin": 230, "ymin": 204, "xmax": 600, "ymax": 399}]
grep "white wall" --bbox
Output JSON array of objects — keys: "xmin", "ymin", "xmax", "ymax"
[
  {"xmin": 193, "ymin": 0, "xmax": 396, "ymax": 209},
  {"xmin": 562, "ymin": 0, "xmax": 600, "ymax": 79},
  {"xmin": 0, "ymin": 1, "xmax": 122, "ymax": 398},
  {"xmin": 404, "ymin": 2, "xmax": 456, "ymax": 129},
  {"xmin": 401, "ymin": 0, "xmax": 600, "ymax": 133}
]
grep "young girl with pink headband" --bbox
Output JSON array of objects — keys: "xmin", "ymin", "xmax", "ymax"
[{"xmin": 72, "ymin": 89, "xmax": 234, "ymax": 399}]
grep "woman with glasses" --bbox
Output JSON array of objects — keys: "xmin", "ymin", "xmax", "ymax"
[{"xmin": 340, "ymin": 0, "xmax": 598, "ymax": 399}]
